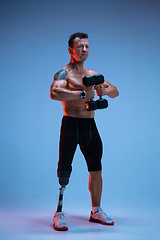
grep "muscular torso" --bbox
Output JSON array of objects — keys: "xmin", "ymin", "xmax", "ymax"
[{"xmin": 61, "ymin": 64, "xmax": 96, "ymax": 118}]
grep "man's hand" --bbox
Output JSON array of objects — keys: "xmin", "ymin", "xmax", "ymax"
[
  {"xmin": 85, "ymin": 86, "xmax": 95, "ymax": 99},
  {"xmin": 96, "ymin": 81, "xmax": 119, "ymax": 98},
  {"xmin": 95, "ymin": 84, "xmax": 106, "ymax": 96}
]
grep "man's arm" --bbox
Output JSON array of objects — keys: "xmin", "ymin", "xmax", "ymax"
[
  {"xmin": 96, "ymin": 80, "xmax": 119, "ymax": 98},
  {"xmin": 50, "ymin": 69, "xmax": 83, "ymax": 101},
  {"xmin": 88, "ymin": 70, "xmax": 119, "ymax": 98}
]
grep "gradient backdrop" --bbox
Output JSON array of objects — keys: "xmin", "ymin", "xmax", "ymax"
[{"xmin": 0, "ymin": 0, "xmax": 160, "ymax": 214}]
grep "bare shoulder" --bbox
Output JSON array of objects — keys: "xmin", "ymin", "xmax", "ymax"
[
  {"xmin": 51, "ymin": 66, "xmax": 69, "ymax": 89},
  {"xmin": 88, "ymin": 69, "xmax": 99, "ymax": 76},
  {"xmin": 88, "ymin": 70, "xmax": 113, "ymax": 86},
  {"xmin": 54, "ymin": 66, "xmax": 69, "ymax": 80}
]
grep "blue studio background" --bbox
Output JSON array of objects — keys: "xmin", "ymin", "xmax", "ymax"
[{"xmin": 0, "ymin": 0, "xmax": 160, "ymax": 213}]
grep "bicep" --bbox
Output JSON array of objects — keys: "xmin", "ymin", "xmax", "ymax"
[
  {"xmin": 50, "ymin": 69, "xmax": 68, "ymax": 99},
  {"xmin": 50, "ymin": 79, "xmax": 67, "ymax": 100},
  {"xmin": 51, "ymin": 79, "xmax": 67, "ymax": 89}
]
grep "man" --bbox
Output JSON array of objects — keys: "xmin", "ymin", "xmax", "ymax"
[{"xmin": 50, "ymin": 32, "xmax": 119, "ymax": 231}]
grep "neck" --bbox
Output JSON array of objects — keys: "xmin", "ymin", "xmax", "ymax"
[{"xmin": 69, "ymin": 57, "xmax": 84, "ymax": 72}]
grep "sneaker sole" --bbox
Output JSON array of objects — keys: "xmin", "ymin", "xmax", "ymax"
[
  {"xmin": 53, "ymin": 224, "xmax": 68, "ymax": 231},
  {"xmin": 89, "ymin": 217, "xmax": 114, "ymax": 225}
]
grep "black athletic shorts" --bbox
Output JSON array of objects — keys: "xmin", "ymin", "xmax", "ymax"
[{"xmin": 57, "ymin": 116, "xmax": 103, "ymax": 176}]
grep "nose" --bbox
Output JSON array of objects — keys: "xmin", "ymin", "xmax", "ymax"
[{"xmin": 82, "ymin": 46, "xmax": 88, "ymax": 51}]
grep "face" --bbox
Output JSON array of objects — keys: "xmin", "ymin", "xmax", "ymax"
[{"xmin": 69, "ymin": 37, "xmax": 89, "ymax": 62}]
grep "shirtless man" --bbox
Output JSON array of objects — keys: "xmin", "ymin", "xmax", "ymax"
[{"xmin": 50, "ymin": 32, "xmax": 119, "ymax": 231}]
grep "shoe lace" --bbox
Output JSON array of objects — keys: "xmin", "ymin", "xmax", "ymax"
[{"xmin": 97, "ymin": 210, "xmax": 109, "ymax": 221}]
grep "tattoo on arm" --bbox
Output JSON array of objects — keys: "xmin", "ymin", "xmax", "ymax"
[{"xmin": 54, "ymin": 69, "xmax": 68, "ymax": 80}]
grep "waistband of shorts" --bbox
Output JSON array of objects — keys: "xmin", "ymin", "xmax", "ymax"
[{"xmin": 62, "ymin": 116, "xmax": 95, "ymax": 123}]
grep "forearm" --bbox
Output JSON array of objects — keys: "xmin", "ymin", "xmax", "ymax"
[
  {"xmin": 96, "ymin": 81, "xmax": 119, "ymax": 98},
  {"xmin": 105, "ymin": 86, "xmax": 119, "ymax": 98},
  {"xmin": 50, "ymin": 87, "xmax": 82, "ymax": 101}
]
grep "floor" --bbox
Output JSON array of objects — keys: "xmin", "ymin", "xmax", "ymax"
[{"xmin": 0, "ymin": 205, "xmax": 160, "ymax": 240}]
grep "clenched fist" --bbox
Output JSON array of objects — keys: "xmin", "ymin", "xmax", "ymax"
[
  {"xmin": 85, "ymin": 86, "xmax": 95, "ymax": 99},
  {"xmin": 95, "ymin": 84, "xmax": 106, "ymax": 96}
]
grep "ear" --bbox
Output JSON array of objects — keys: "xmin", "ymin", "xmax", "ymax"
[{"xmin": 68, "ymin": 47, "xmax": 73, "ymax": 55}]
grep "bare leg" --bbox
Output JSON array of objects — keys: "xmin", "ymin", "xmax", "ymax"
[{"xmin": 89, "ymin": 170, "xmax": 102, "ymax": 207}]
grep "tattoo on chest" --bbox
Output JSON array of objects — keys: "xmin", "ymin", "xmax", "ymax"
[{"xmin": 55, "ymin": 69, "xmax": 68, "ymax": 80}]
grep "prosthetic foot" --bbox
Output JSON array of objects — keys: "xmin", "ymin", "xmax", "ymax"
[{"xmin": 53, "ymin": 186, "xmax": 68, "ymax": 231}]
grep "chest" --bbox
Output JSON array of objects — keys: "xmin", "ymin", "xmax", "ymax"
[{"xmin": 67, "ymin": 70, "xmax": 90, "ymax": 90}]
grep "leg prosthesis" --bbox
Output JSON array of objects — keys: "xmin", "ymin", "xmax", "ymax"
[{"xmin": 56, "ymin": 171, "xmax": 71, "ymax": 212}]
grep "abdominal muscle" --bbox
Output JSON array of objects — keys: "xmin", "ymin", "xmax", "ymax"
[
  {"xmin": 62, "ymin": 99, "xmax": 95, "ymax": 118},
  {"xmin": 61, "ymin": 66, "xmax": 95, "ymax": 118}
]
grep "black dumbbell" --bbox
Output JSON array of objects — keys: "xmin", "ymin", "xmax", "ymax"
[
  {"xmin": 93, "ymin": 74, "xmax": 108, "ymax": 109},
  {"xmin": 96, "ymin": 96, "xmax": 108, "ymax": 109},
  {"xmin": 85, "ymin": 99, "xmax": 98, "ymax": 111},
  {"xmin": 83, "ymin": 75, "xmax": 98, "ymax": 111},
  {"xmin": 82, "ymin": 74, "xmax": 108, "ymax": 111}
]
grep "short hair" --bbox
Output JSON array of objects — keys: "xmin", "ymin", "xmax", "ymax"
[{"xmin": 68, "ymin": 32, "xmax": 88, "ymax": 48}]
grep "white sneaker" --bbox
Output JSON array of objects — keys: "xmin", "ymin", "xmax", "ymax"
[
  {"xmin": 89, "ymin": 208, "xmax": 114, "ymax": 225},
  {"xmin": 53, "ymin": 211, "xmax": 68, "ymax": 231}
]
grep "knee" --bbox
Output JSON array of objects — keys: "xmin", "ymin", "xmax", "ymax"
[
  {"xmin": 57, "ymin": 170, "xmax": 71, "ymax": 186},
  {"xmin": 89, "ymin": 170, "xmax": 102, "ymax": 182}
]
